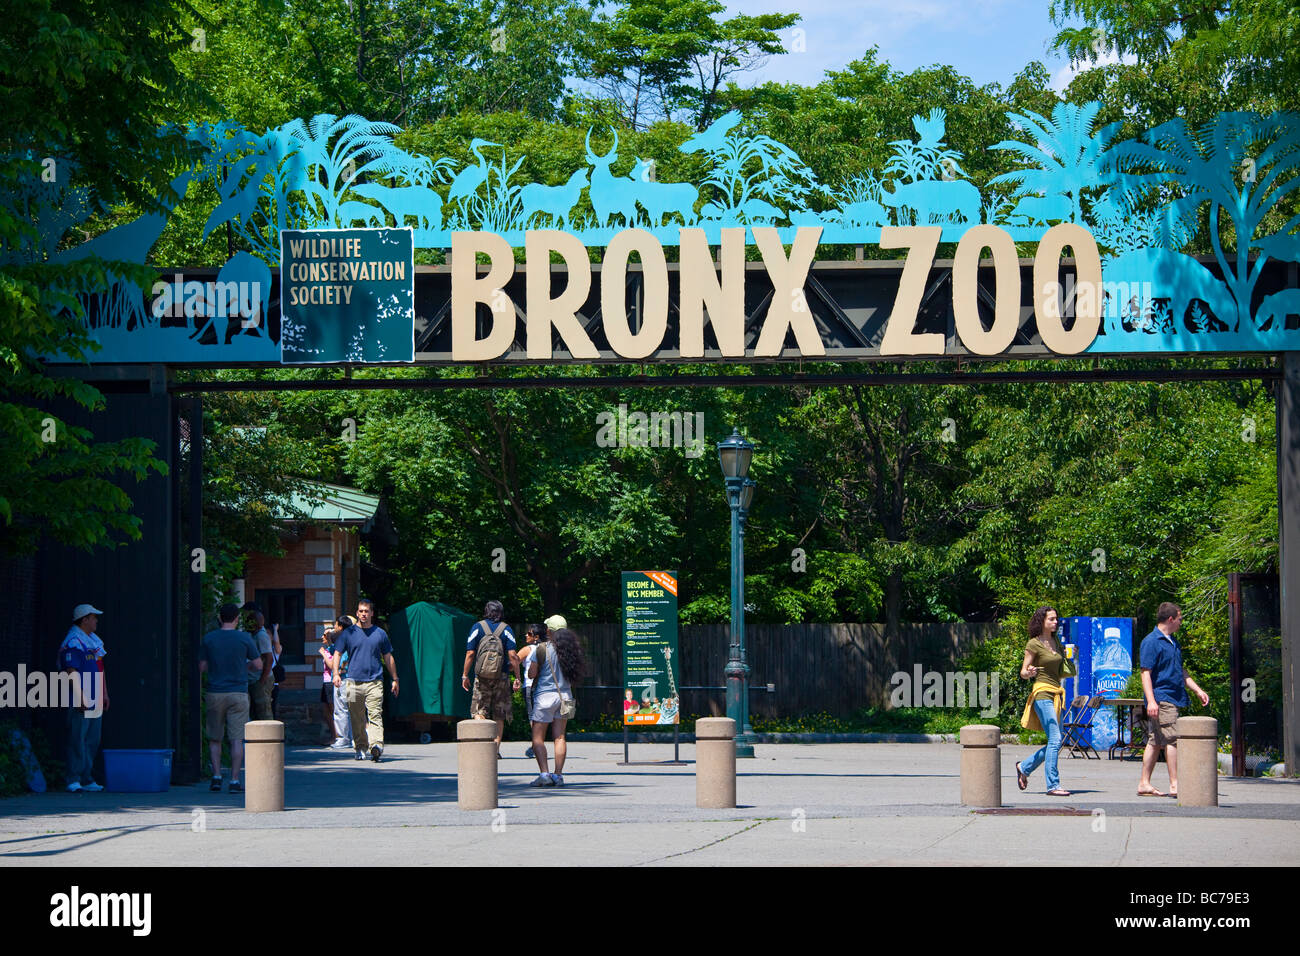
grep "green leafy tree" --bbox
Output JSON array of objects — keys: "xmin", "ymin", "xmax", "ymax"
[
  {"xmin": 1051, "ymin": 0, "xmax": 1300, "ymax": 114},
  {"xmin": 587, "ymin": 0, "xmax": 797, "ymax": 129},
  {"xmin": 1, "ymin": 0, "xmax": 206, "ymax": 553}
]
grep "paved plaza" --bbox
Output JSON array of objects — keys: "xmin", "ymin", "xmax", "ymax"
[{"xmin": 1, "ymin": 742, "xmax": 1297, "ymax": 866}]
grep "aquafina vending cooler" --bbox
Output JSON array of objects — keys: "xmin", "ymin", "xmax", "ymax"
[{"xmin": 1058, "ymin": 617, "xmax": 1135, "ymax": 751}]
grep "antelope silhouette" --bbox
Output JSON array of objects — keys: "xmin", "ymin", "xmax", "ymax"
[
  {"xmin": 628, "ymin": 158, "xmax": 698, "ymax": 226},
  {"xmin": 519, "ymin": 169, "xmax": 588, "ymax": 229},
  {"xmin": 586, "ymin": 127, "xmax": 639, "ymax": 228}
]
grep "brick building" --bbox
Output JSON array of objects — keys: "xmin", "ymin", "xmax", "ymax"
[{"xmin": 239, "ymin": 481, "xmax": 380, "ymax": 698}]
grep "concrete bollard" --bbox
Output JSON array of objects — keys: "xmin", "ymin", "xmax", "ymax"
[
  {"xmin": 696, "ymin": 717, "xmax": 737, "ymax": 809},
  {"xmin": 959, "ymin": 724, "xmax": 1002, "ymax": 807},
  {"xmin": 457, "ymin": 719, "xmax": 498, "ymax": 810},
  {"xmin": 244, "ymin": 720, "xmax": 284, "ymax": 812},
  {"xmin": 1175, "ymin": 715, "xmax": 1219, "ymax": 807}
]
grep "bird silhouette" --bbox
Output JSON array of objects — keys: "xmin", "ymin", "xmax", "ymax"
[{"xmin": 447, "ymin": 138, "xmax": 500, "ymax": 212}]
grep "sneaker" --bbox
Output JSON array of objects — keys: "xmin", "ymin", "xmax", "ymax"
[
  {"xmin": 209, "ymin": 776, "xmax": 222, "ymax": 792},
  {"xmin": 354, "ymin": 751, "xmax": 366, "ymax": 760},
  {"xmin": 524, "ymin": 746, "xmax": 535, "ymax": 758},
  {"xmin": 82, "ymin": 781, "xmax": 104, "ymax": 792},
  {"xmin": 549, "ymin": 773, "xmax": 563, "ymax": 787},
  {"xmin": 369, "ymin": 745, "xmax": 382, "ymax": 763},
  {"xmin": 529, "ymin": 774, "xmax": 550, "ymax": 787},
  {"xmin": 329, "ymin": 740, "xmax": 352, "ymax": 750},
  {"xmin": 66, "ymin": 782, "xmax": 83, "ymax": 793},
  {"xmin": 230, "ymin": 780, "xmax": 243, "ymax": 794}
]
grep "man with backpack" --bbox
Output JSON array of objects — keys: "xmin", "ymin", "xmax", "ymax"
[{"xmin": 461, "ymin": 599, "xmax": 521, "ymax": 757}]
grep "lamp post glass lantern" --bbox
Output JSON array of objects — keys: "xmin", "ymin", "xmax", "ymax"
[
  {"xmin": 717, "ymin": 428, "xmax": 754, "ymax": 481},
  {"xmin": 718, "ymin": 429, "xmax": 756, "ymax": 758}
]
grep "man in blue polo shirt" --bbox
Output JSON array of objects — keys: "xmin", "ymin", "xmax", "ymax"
[
  {"xmin": 332, "ymin": 598, "xmax": 399, "ymax": 763},
  {"xmin": 1137, "ymin": 602, "xmax": 1210, "ymax": 798}
]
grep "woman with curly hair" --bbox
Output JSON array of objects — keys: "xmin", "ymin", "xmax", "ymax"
[
  {"xmin": 1015, "ymin": 606, "xmax": 1071, "ymax": 796},
  {"xmin": 527, "ymin": 626, "xmax": 587, "ymax": 787}
]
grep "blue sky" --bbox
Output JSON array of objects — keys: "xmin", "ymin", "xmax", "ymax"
[{"xmin": 725, "ymin": 0, "xmax": 1091, "ymax": 92}]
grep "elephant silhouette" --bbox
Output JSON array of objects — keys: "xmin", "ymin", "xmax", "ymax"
[
  {"xmin": 1102, "ymin": 247, "xmax": 1239, "ymax": 334},
  {"xmin": 189, "ymin": 251, "xmax": 273, "ymax": 345},
  {"xmin": 350, "ymin": 183, "xmax": 444, "ymax": 237},
  {"xmin": 1256, "ymin": 289, "xmax": 1300, "ymax": 333},
  {"xmin": 336, "ymin": 200, "xmax": 385, "ymax": 228}
]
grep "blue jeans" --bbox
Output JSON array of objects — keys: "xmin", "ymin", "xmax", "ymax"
[
  {"xmin": 66, "ymin": 708, "xmax": 103, "ymax": 785},
  {"xmin": 1018, "ymin": 698, "xmax": 1061, "ymax": 791},
  {"xmin": 332, "ymin": 681, "xmax": 352, "ymax": 745}
]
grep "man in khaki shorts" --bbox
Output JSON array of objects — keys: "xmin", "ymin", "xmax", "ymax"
[
  {"xmin": 199, "ymin": 603, "xmax": 263, "ymax": 794},
  {"xmin": 461, "ymin": 600, "xmax": 520, "ymax": 757},
  {"xmin": 1137, "ymin": 602, "xmax": 1210, "ymax": 797}
]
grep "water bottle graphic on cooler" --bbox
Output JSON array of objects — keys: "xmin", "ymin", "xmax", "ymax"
[
  {"xmin": 1091, "ymin": 624, "xmax": 1131, "ymax": 749},
  {"xmin": 1094, "ymin": 625, "xmax": 1131, "ymax": 695}
]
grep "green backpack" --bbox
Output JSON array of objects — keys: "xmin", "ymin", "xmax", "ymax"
[{"xmin": 474, "ymin": 620, "xmax": 507, "ymax": 679}]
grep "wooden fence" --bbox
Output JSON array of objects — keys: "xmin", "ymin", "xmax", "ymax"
[{"xmin": 570, "ymin": 622, "xmax": 997, "ymax": 721}]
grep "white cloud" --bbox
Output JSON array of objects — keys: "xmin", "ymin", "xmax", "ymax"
[{"xmin": 1050, "ymin": 48, "xmax": 1138, "ymax": 92}]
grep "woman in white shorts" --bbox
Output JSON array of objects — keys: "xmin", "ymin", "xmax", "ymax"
[{"xmin": 527, "ymin": 627, "xmax": 586, "ymax": 787}]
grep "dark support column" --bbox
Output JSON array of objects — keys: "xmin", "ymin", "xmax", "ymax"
[
  {"xmin": 1278, "ymin": 352, "xmax": 1300, "ymax": 775},
  {"xmin": 182, "ymin": 396, "xmax": 204, "ymax": 783}
]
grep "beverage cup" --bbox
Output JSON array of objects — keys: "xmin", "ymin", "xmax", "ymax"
[{"xmin": 1064, "ymin": 643, "xmax": 1076, "ymax": 660}]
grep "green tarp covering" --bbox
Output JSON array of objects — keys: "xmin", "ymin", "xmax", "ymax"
[{"xmin": 387, "ymin": 601, "xmax": 476, "ymax": 719}]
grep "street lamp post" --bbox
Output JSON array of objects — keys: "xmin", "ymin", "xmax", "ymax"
[
  {"xmin": 718, "ymin": 429, "xmax": 755, "ymax": 758},
  {"xmin": 738, "ymin": 477, "xmax": 756, "ymax": 746}
]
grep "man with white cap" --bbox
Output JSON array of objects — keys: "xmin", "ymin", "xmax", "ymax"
[{"xmin": 59, "ymin": 604, "xmax": 108, "ymax": 793}]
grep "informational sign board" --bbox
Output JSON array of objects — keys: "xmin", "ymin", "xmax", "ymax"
[
  {"xmin": 621, "ymin": 571, "xmax": 680, "ymax": 726},
  {"xmin": 279, "ymin": 227, "xmax": 415, "ymax": 363}
]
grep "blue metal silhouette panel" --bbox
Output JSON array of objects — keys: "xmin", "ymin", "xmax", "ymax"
[{"xmin": 22, "ymin": 103, "xmax": 1300, "ymax": 363}]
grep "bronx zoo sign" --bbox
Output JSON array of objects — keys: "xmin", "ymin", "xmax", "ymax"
[
  {"xmin": 27, "ymin": 103, "xmax": 1300, "ymax": 366},
  {"xmin": 447, "ymin": 223, "xmax": 1102, "ymax": 361}
]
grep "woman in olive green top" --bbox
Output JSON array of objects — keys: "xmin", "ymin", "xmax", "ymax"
[{"xmin": 1014, "ymin": 606, "xmax": 1070, "ymax": 796}]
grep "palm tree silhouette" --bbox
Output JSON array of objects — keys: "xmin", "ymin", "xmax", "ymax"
[
  {"xmin": 1113, "ymin": 111, "xmax": 1300, "ymax": 331},
  {"xmin": 989, "ymin": 101, "xmax": 1123, "ymax": 223}
]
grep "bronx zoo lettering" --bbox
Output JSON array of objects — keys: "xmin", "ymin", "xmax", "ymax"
[{"xmin": 450, "ymin": 224, "xmax": 1104, "ymax": 361}]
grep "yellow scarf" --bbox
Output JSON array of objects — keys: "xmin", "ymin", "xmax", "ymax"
[{"xmin": 1020, "ymin": 682, "xmax": 1066, "ymax": 732}]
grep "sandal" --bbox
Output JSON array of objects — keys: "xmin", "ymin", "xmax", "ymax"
[
  {"xmin": 1015, "ymin": 762, "xmax": 1028, "ymax": 791},
  {"xmin": 1137, "ymin": 788, "xmax": 1167, "ymax": 797},
  {"xmin": 1047, "ymin": 788, "xmax": 1071, "ymax": 796}
]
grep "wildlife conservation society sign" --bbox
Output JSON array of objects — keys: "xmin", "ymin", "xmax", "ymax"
[
  {"xmin": 622, "ymin": 571, "xmax": 680, "ymax": 726},
  {"xmin": 280, "ymin": 227, "xmax": 415, "ymax": 363}
]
